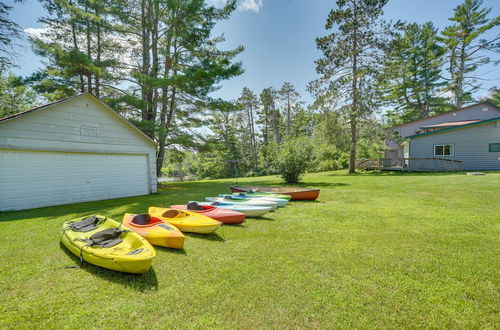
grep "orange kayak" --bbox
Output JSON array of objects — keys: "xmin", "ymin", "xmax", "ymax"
[
  {"xmin": 230, "ymin": 185, "xmax": 320, "ymax": 201},
  {"xmin": 122, "ymin": 213, "xmax": 185, "ymax": 249}
]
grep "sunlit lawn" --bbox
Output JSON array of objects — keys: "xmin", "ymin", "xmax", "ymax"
[{"xmin": 0, "ymin": 170, "xmax": 498, "ymax": 328}]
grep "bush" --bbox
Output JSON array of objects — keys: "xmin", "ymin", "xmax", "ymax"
[{"xmin": 272, "ymin": 137, "xmax": 316, "ymax": 184}]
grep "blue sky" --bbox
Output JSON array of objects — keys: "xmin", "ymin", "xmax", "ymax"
[{"xmin": 8, "ymin": 0, "xmax": 500, "ymax": 104}]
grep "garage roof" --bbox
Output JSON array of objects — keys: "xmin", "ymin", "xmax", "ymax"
[{"xmin": 0, "ymin": 93, "xmax": 156, "ymax": 146}]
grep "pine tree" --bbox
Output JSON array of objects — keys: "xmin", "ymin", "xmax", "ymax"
[
  {"xmin": 442, "ymin": 0, "xmax": 500, "ymax": 108},
  {"xmin": 0, "ymin": 74, "xmax": 39, "ymax": 117},
  {"xmin": 379, "ymin": 22, "xmax": 450, "ymax": 124},
  {"xmin": 310, "ymin": 0, "xmax": 388, "ymax": 173},
  {"xmin": 0, "ymin": 1, "xmax": 22, "ymax": 71},
  {"xmin": 238, "ymin": 87, "xmax": 259, "ymax": 173},
  {"xmin": 278, "ymin": 82, "xmax": 301, "ymax": 137},
  {"xmin": 29, "ymin": 0, "xmax": 120, "ymax": 100}
]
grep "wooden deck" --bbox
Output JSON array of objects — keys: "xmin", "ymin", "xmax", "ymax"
[{"xmin": 379, "ymin": 158, "xmax": 463, "ymax": 172}]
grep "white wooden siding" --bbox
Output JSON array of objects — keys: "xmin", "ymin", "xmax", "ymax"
[
  {"xmin": 0, "ymin": 150, "xmax": 150, "ymax": 211},
  {"xmin": 0, "ymin": 94, "xmax": 157, "ymax": 211}
]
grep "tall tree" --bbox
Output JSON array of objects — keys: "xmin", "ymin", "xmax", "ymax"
[
  {"xmin": 238, "ymin": 87, "xmax": 259, "ymax": 172},
  {"xmin": 0, "ymin": 1, "xmax": 22, "ymax": 71},
  {"xmin": 442, "ymin": 0, "xmax": 500, "ymax": 108},
  {"xmin": 260, "ymin": 87, "xmax": 281, "ymax": 146},
  {"xmin": 278, "ymin": 82, "xmax": 301, "ymax": 137},
  {"xmin": 310, "ymin": 0, "xmax": 388, "ymax": 173},
  {"xmin": 29, "ymin": 0, "xmax": 120, "ymax": 100},
  {"xmin": 379, "ymin": 22, "xmax": 450, "ymax": 124},
  {"xmin": 208, "ymin": 102, "xmax": 242, "ymax": 177}
]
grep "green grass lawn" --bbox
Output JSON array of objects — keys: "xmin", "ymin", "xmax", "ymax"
[{"xmin": 0, "ymin": 171, "xmax": 499, "ymax": 328}]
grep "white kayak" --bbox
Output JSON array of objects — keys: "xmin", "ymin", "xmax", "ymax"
[
  {"xmin": 205, "ymin": 196, "xmax": 278, "ymax": 210},
  {"xmin": 193, "ymin": 201, "xmax": 273, "ymax": 217},
  {"xmin": 219, "ymin": 193, "xmax": 288, "ymax": 207}
]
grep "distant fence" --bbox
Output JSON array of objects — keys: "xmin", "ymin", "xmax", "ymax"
[{"xmin": 380, "ymin": 158, "xmax": 462, "ymax": 172}]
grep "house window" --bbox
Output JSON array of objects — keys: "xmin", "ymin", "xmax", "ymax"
[
  {"xmin": 489, "ymin": 143, "xmax": 500, "ymax": 152},
  {"xmin": 434, "ymin": 144, "xmax": 454, "ymax": 156}
]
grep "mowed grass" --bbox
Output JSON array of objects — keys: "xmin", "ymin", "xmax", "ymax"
[{"xmin": 0, "ymin": 171, "xmax": 499, "ymax": 328}]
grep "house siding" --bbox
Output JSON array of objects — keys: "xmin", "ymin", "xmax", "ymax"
[
  {"xmin": 409, "ymin": 121, "xmax": 500, "ymax": 170},
  {"xmin": 0, "ymin": 94, "xmax": 157, "ymax": 195}
]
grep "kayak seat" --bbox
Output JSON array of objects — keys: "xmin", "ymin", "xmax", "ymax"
[
  {"xmin": 83, "ymin": 228, "xmax": 129, "ymax": 248},
  {"xmin": 68, "ymin": 215, "xmax": 102, "ymax": 232},
  {"xmin": 132, "ymin": 214, "xmax": 152, "ymax": 225},
  {"xmin": 162, "ymin": 209, "xmax": 180, "ymax": 218},
  {"xmin": 187, "ymin": 202, "xmax": 205, "ymax": 211},
  {"xmin": 211, "ymin": 202, "xmax": 221, "ymax": 206},
  {"xmin": 223, "ymin": 196, "xmax": 235, "ymax": 200}
]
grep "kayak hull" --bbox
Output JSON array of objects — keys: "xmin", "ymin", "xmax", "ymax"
[
  {"xmin": 170, "ymin": 205, "xmax": 246, "ymax": 224},
  {"xmin": 61, "ymin": 215, "xmax": 156, "ymax": 274},
  {"xmin": 148, "ymin": 207, "xmax": 222, "ymax": 234},
  {"xmin": 195, "ymin": 202, "xmax": 272, "ymax": 218},
  {"xmin": 122, "ymin": 213, "xmax": 185, "ymax": 249},
  {"xmin": 219, "ymin": 194, "xmax": 288, "ymax": 207},
  {"xmin": 205, "ymin": 197, "xmax": 278, "ymax": 210},
  {"xmin": 230, "ymin": 185, "xmax": 320, "ymax": 201},
  {"xmin": 231, "ymin": 192, "xmax": 292, "ymax": 201}
]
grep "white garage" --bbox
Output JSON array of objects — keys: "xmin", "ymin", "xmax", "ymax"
[{"xmin": 0, "ymin": 93, "xmax": 157, "ymax": 211}]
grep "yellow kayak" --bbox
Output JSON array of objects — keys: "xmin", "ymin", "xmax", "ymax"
[
  {"xmin": 122, "ymin": 213, "xmax": 185, "ymax": 249},
  {"xmin": 148, "ymin": 207, "xmax": 222, "ymax": 234},
  {"xmin": 61, "ymin": 215, "xmax": 156, "ymax": 274}
]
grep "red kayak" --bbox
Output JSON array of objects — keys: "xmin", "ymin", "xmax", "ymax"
[{"xmin": 170, "ymin": 203, "xmax": 246, "ymax": 224}]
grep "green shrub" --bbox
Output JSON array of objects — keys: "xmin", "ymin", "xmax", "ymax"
[{"xmin": 272, "ymin": 137, "xmax": 316, "ymax": 184}]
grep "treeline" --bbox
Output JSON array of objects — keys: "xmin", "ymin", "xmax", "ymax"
[
  {"xmin": 0, "ymin": 0, "xmax": 498, "ymax": 180},
  {"xmin": 161, "ymin": 82, "xmax": 384, "ymax": 179}
]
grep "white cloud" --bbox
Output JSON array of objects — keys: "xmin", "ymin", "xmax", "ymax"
[
  {"xmin": 24, "ymin": 27, "xmax": 49, "ymax": 39},
  {"xmin": 209, "ymin": 0, "xmax": 264, "ymax": 12},
  {"xmin": 238, "ymin": 0, "xmax": 263, "ymax": 12}
]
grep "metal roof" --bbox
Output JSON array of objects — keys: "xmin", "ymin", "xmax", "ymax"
[
  {"xmin": 407, "ymin": 116, "xmax": 500, "ymax": 139},
  {"xmin": 419, "ymin": 119, "xmax": 481, "ymax": 129},
  {"xmin": 390, "ymin": 102, "xmax": 500, "ymax": 129}
]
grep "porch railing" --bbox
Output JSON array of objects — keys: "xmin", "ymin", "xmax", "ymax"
[{"xmin": 379, "ymin": 158, "xmax": 462, "ymax": 172}]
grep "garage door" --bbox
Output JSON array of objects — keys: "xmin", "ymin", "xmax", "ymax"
[{"xmin": 0, "ymin": 150, "xmax": 150, "ymax": 211}]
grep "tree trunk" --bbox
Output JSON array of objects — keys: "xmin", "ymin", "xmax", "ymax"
[
  {"xmin": 156, "ymin": 32, "xmax": 177, "ymax": 177},
  {"xmin": 85, "ymin": 0, "xmax": 92, "ymax": 93},
  {"xmin": 286, "ymin": 92, "xmax": 291, "ymax": 136},
  {"xmin": 348, "ymin": 0, "xmax": 358, "ymax": 174},
  {"xmin": 272, "ymin": 99, "xmax": 281, "ymax": 145},
  {"xmin": 455, "ymin": 39, "xmax": 466, "ymax": 109},
  {"xmin": 249, "ymin": 103, "xmax": 257, "ymax": 172},
  {"xmin": 94, "ymin": 5, "xmax": 101, "ymax": 97},
  {"xmin": 69, "ymin": 0, "xmax": 84, "ymax": 93},
  {"xmin": 141, "ymin": 0, "xmax": 151, "ymax": 122}
]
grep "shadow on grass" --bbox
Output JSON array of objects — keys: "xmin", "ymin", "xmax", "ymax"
[
  {"xmin": 184, "ymin": 232, "xmax": 225, "ymax": 242},
  {"xmin": 156, "ymin": 246, "xmax": 188, "ymax": 256},
  {"xmin": 59, "ymin": 242, "xmax": 159, "ymax": 292},
  {"xmin": 347, "ymin": 171, "xmax": 484, "ymax": 177},
  {"xmin": 0, "ymin": 176, "xmax": 344, "ymax": 223},
  {"xmin": 249, "ymin": 216, "xmax": 275, "ymax": 221},
  {"xmin": 223, "ymin": 181, "xmax": 349, "ymax": 189}
]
